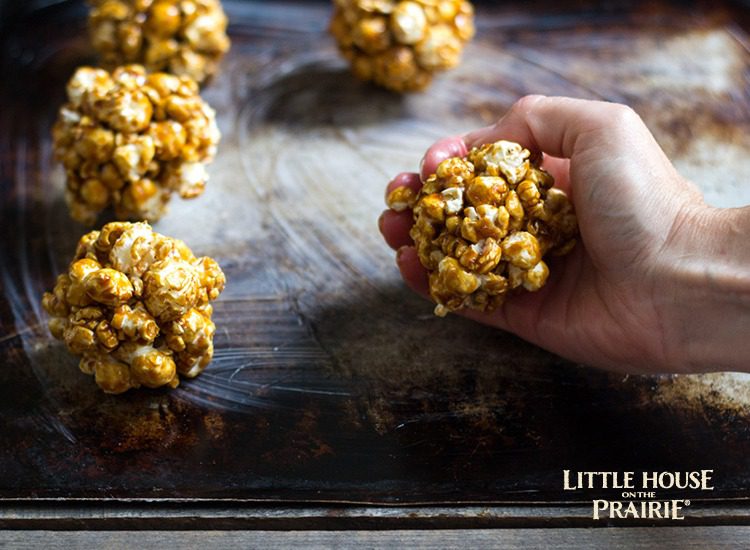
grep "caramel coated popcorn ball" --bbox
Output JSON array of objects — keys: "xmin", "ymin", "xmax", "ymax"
[
  {"xmin": 88, "ymin": 0, "xmax": 230, "ymax": 85},
  {"xmin": 42, "ymin": 222, "xmax": 225, "ymax": 394},
  {"xmin": 387, "ymin": 140, "xmax": 578, "ymax": 316},
  {"xmin": 329, "ymin": 0, "xmax": 475, "ymax": 92},
  {"xmin": 52, "ymin": 65, "xmax": 220, "ymax": 225}
]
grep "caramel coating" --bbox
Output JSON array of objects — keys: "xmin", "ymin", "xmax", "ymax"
[
  {"xmin": 88, "ymin": 0, "xmax": 230, "ymax": 85},
  {"xmin": 41, "ymin": 222, "xmax": 225, "ymax": 394},
  {"xmin": 387, "ymin": 140, "xmax": 578, "ymax": 316},
  {"xmin": 52, "ymin": 65, "xmax": 220, "ymax": 225},
  {"xmin": 329, "ymin": 0, "xmax": 475, "ymax": 92}
]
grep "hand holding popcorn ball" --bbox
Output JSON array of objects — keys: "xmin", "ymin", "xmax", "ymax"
[
  {"xmin": 387, "ymin": 140, "xmax": 578, "ymax": 316},
  {"xmin": 88, "ymin": 0, "xmax": 230, "ymax": 85},
  {"xmin": 329, "ymin": 0, "xmax": 475, "ymax": 92},
  {"xmin": 42, "ymin": 222, "xmax": 225, "ymax": 394},
  {"xmin": 52, "ymin": 65, "xmax": 220, "ymax": 224},
  {"xmin": 380, "ymin": 95, "xmax": 750, "ymax": 373}
]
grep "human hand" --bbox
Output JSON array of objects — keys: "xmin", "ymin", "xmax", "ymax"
[{"xmin": 379, "ymin": 95, "xmax": 748, "ymax": 374}]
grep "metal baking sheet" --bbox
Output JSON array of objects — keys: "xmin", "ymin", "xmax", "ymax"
[{"xmin": 2, "ymin": 0, "xmax": 750, "ymax": 504}]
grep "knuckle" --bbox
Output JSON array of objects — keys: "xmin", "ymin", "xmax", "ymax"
[
  {"xmin": 612, "ymin": 102, "xmax": 637, "ymax": 119},
  {"xmin": 507, "ymin": 94, "xmax": 544, "ymax": 120},
  {"xmin": 605, "ymin": 103, "xmax": 642, "ymax": 130}
]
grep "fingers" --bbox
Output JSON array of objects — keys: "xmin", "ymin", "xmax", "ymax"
[
  {"xmin": 414, "ymin": 96, "xmax": 661, "ymax": 195},
  {"xmin": 379, "ymin": 210, "xmax": 413, "ymax": 249},
  {"xmin": 385, "ymin": 172, "xmax": 421, "ymax": 198},
  {"xmin": 542, "ymin": 155, "xmax": 571, "ymax": 195},
  {"xmin": 463, "ymin": 95, "xmax": 564, "ymax": 155},
  {"xmin": 395, "ymin": 246, "xmax": 429, "ymax": 297},
  {"xmin": 462, "ymin": 94, "xmax": 649, "ymax": 160},
  {"xmin": 381, "ymin": 172, "xmax": 422, "ymax": 250},
  {"xmin": 420, "ymin": 136, "xmax": 468, "ymax": 181},
  {"xmin": 420, "ymin": 96, "xmax": 602, "ymax": 179}
]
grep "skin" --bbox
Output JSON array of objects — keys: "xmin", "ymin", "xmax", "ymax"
[{"xmin": 379, "ymin": 95, "xmax": 750, "ymax": 374}]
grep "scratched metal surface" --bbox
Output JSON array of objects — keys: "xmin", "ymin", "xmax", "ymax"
[{"xmin": 2, "ymin": 0, "xmax": 750, "ymax": 504}]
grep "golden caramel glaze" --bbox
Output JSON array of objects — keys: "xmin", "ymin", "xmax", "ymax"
[
  {"xmin": 52, "ymin": 65, "xmax": 220, "ymax": 224},
  {"xmin": 387, "ymin": 140, "xmax": 578, "ymax": 316},
  {"xmin": 41, "ymin": 221, "xmax": 225, "ymax": 393},
  {"xmin": 88, "ymin": 0, "xmax": 230, "ymax": 85},
  {"xmin": 329, "ymin": 0, "xmax": 475, "ymax": 92}
]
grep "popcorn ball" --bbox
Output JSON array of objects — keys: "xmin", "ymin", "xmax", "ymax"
[
  {"xmin": 88, "ymin": 0, "xmax": 230, "ymax": 85},
  {"xmin": 52, "ymin": 65, "xmax": 220, "ymax": 225},
  {"xmin": 387, "ymin": 140, "xmax": 578, "ymax": 316},
  {"xmin": 41, "ymin": 222, "xmax": 226, "ymax": 394},
  {"xmin": 329, "ymin": 0, "xmax": 475, "ymax": 92}
]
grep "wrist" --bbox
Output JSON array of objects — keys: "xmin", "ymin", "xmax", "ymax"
[{"xmin": 657, "ymin": 204, "xmax": 750, "ymax": 372}]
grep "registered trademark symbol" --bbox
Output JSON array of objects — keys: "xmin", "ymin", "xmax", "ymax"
[{"xmin": 685, "ymin": 500, "xmax": 690, "ymax": 506}]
